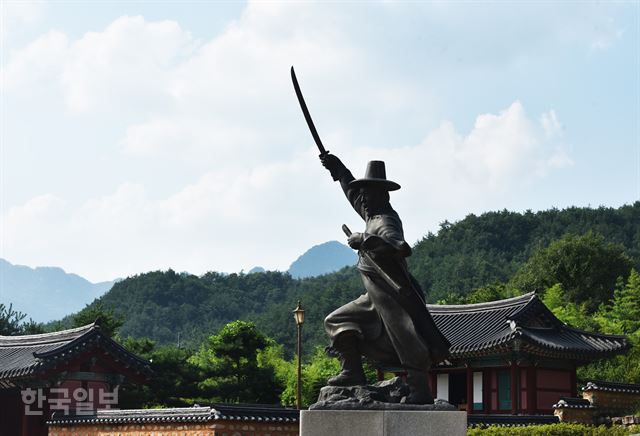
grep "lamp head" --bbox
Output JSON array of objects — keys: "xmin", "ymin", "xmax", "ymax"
[{"xmin": 293, "ymin": 300, "xmax": 305, "ymax": 326}]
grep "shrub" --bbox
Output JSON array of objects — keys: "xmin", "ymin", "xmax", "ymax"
[{"xmin": 467, "ymin": 423, "xmax": 631, "ymax": 436}]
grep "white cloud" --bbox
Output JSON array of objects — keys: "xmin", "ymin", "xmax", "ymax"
[
  {"xmin": 1, "ymin": 1, "xmax": 46, "ymax": 44},
  {"xmin": 61, "ymin": 15, "xmax": 197, "ymax": 113},
  {"xmin": 2, "ymin": 15, "xmax": 196, "ymax": 112},
  {"xmin": 2, "ymin": 194, "xmax": 66, "ymax": 254},
  {"xmin": 2, "ymin": 30, "xmax": 68, "ymax": 90},
  {"xmin": 1, "ymin": 101, "xmax": 570, "ymax": 280}
]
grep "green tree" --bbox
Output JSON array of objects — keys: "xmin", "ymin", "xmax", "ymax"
[
  {"xmin": 0, "ymin": 304, "xmax": 45, "ymax": 335},
  {"xmin": 20, "ymin": 319, "xmax": 46, "ymax": 334},
  {"xmin": 0, "ymin": 303, "xmax": 26, "ymax": 335},
  {"xmin": 511, "ymin": 232, "xmax": 633, "ymax": 311},
  {"xmin": 595, "ymin": 269, "xmax": 640, "ymax": 336},
  {"xmin": 73, "ymin": 302, "xmax": 123, "ymax": 337},
  {"xmin": 270, "ymin": 346, "xmax": 340, "ymax": 407},
  {"xmin": 190, "ymin": 321, "xmax": 282, "ymax": 403},
  {"xmin": 542, "ymin": 284, "xmax": 599, "ymax": 331},
  {"xmin": 579, "ymin": 271, "xmax": 640, "ymax": 384},
  {"xmin": 119, "ymin": 337, "xmax": 201, "ymax": 408},
  {"xmin": 578, "ymin": 345, "xmax": 640, "ymax": 385},
  {"xmin": 462, "ymin": 283, "xmax": 521, "ymax": 304}
]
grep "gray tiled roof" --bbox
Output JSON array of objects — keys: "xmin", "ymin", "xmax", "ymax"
[
  {"xmin": 426, "ymin": 293, "xmax": 629, "ymax": 360},
  {"xmin": 467, "ymin": 414, "xmax": 560, "ymax": 427},
  {"xmin": 583, "ymin": 380, "xmax": 640, "ymax": 394},
  {"xmin": 48, "ymin": 404, "xmax": 299, "ymax": 426},
  {"xmin": 552, "ymin": 397, "xmax": 595, "ymax": 409},
  {"xmin": 0, "ymin": 322, "xmax": 151, "ymax": 386}
]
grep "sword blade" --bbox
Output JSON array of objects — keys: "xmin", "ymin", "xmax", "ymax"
[{"xmin": 291, "ymin": 66, "xmax": 327, "ymax": 156}]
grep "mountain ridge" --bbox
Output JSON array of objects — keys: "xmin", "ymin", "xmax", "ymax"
[{"xmin": 0, "ymin": 258, "xmax": 116, "ymax": 322}]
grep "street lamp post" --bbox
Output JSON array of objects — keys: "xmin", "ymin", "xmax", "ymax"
[{"xmin": 293, "ymin": 301, "xmax": 305, "ymax": 409}]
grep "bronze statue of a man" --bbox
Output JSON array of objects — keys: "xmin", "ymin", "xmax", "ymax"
[{"xmin": 320, "ymin": 153, "xmax": 450, "ymax": 404}]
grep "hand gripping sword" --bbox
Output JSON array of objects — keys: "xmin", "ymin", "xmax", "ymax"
[
  {"xmin": 291, "ymin": 66, "xmax": 328, "ymax": 157},
  {"xmin": 341, "ymin": 224, "xmax": 403, "ymax": 294}
]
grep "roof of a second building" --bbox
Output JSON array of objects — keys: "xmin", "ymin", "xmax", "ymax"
[
  {"xmin": 582, "ymin": 380, "xmax": 640, "ymax": 394},
  {"xmin": 0, "ymin": 321, "xmax": 151, "ymax": 385},
  {"xmin": 426, "ymin": 293, "xmax": 629, "ymax": 360}
]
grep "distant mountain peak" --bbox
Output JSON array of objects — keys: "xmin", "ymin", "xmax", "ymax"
[{"xmin": 287, "ymin": 241, "xmax": 357, "ymax": 279}]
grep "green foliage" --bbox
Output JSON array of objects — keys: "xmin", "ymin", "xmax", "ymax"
[
  {"xmin": 578, "ymin": 271, "xmax": 640, "ymax": 384},
  {"xmin": 121, "ymin": 336, "xmax": 156, "ymax": 356},
  {"xmin": 459, "ymin": 282, "xmax": 521, "ymax": 305},
  {"xmin": 256, "ymin": 343, "xmax": 296, "ymax": 405},
  {"xmin": 190, "ymin": 321, "xmax": 281, "ymax": 403},
  {"xmin": 0, "ymin": 303, "xmax": 27, "ymax": 335},
  {"xmin": 271, "ymin": 346, "xmax": 382, "ymax": 407},
  {"xmin": 511, "ymin": 232, "xmax": 632, "ymax": 311},
  {"xmin": 542, "ymin": 284, "xmax": 600, "ymax": 331},
  {"xmin": 0, "ymin": 303, "xmax": 45, "ymax": 335},
  {"xmin": 20, "ymin": 319, "xmax": 46, "ymax": 334},
  {"xmin": 467, "ymin": 423, "xmax": 632, "ymax": 435},
  {"xmin": 595, "ymin": 269, "xmax": 640, "ymax": 336},
  {"xmin": 409, "ymin": 204, "xmax": 639, "ymax": 303},
  {"xmin": 73, "ymin": 302, "xmax": 124, "ymax": 337},
  {"xmin": 272, "ymin": 346, "xmax": 340, "ymax": 407},
  {"xmin": 119, "ymin": 337, "xmax": 201, "ymax": 408}
]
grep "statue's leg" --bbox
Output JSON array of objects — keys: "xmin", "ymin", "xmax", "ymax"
[
  {"xmin": 324, "ymin": 294, "xmax": 381, "ymax": 386},
  {"xmin": 358, "ymin": 329, "xmax": 435, "ymax": 404},
  {"xmin": 326, "ymin": 331, "xmax": 367, "ymax": 386},
  {"xmin": 403, "ymin": 369, "xmax": 434, "ymax": 404}
]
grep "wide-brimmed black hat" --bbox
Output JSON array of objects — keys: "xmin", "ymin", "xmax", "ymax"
[{"xmin": 349, "ymin": 160, "xmax": 401, "ymax": 191}]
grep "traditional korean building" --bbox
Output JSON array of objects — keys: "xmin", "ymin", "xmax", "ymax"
[
  {"xmin": 0, "ymin": 321, "xmax": 151, "ymax": 436},
  {"xmin": 424, "ymin": 292, "xmax": 630, "ymax": 415}
]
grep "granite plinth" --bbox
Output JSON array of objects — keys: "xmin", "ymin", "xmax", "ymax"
[{"xmin": 300, "ymin": 410, "xmax": 467, "ymax": 436}]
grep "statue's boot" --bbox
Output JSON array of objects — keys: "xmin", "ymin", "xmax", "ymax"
[
  {"xmin": 327, "ymin": 334, "xmax": 366, "ymax": 386},
  {"xmin": 403, "ymin": 370, "xmax": 434, "ymax": 404}
]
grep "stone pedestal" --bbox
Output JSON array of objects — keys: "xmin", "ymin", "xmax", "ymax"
[{"xmin": 300, "ymin": 410, "xmax": 467, "ymax": 436}]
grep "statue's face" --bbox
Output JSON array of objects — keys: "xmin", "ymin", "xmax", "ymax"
[{"xmin": 360, "ymin": 187, "xmax": 388, "ymax": 215}]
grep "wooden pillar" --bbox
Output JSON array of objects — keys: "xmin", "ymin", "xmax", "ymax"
[
  {"xmin": 483, "ymin": 370, "xmax": 491, "ymax": 414},
  {"xmin": 510, "ymin": 362, "xmax": 518, "ymax": 414},
  {"xmin": 526, "ymin": 367, "xmax": 537, "ymax": 414},
  {"xmin": 466, "ymin": 366, "xmax": 474, "ymax": 413},
  {"xmin": 569, "ymin": 364, "xmax": 577, "ymax": 397},
  {"xmin": 21, "ymin": 402, "xmax": 30, "ymax": 436},
  {"xmin": 430, "ymin": 372, "xmax": 437, "ymax": 397}
]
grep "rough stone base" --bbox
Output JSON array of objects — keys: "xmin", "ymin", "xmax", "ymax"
[
  {"xmin": 300, "ymin": 410, "xmax": 467, "ymax": 436},
  {"xmin": 309, "ymin": 377, "xmax": 456, "ymax": 411}
]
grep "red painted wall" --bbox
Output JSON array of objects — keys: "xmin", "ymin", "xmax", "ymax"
[{"xmin": 536, "ymin": 368, "xmax": 573, "ymax": 411}]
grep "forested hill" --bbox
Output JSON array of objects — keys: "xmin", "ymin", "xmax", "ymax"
[
  {"xmin": 408, "ymin": 203, "xmax": 640, "ymax": 302},
  {"xmin": 72, "ymin": 202, "xmax": 639, "ymax": 354}
]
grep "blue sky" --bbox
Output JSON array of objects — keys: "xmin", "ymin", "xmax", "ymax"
[{"xmin": 1, "ymin": 1, "xmax": 638, "ymax": 282}]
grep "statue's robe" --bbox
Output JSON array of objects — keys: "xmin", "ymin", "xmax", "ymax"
[{"xmin": 324, "ymin": 170, "xmax": 450, "ymax": 370}]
